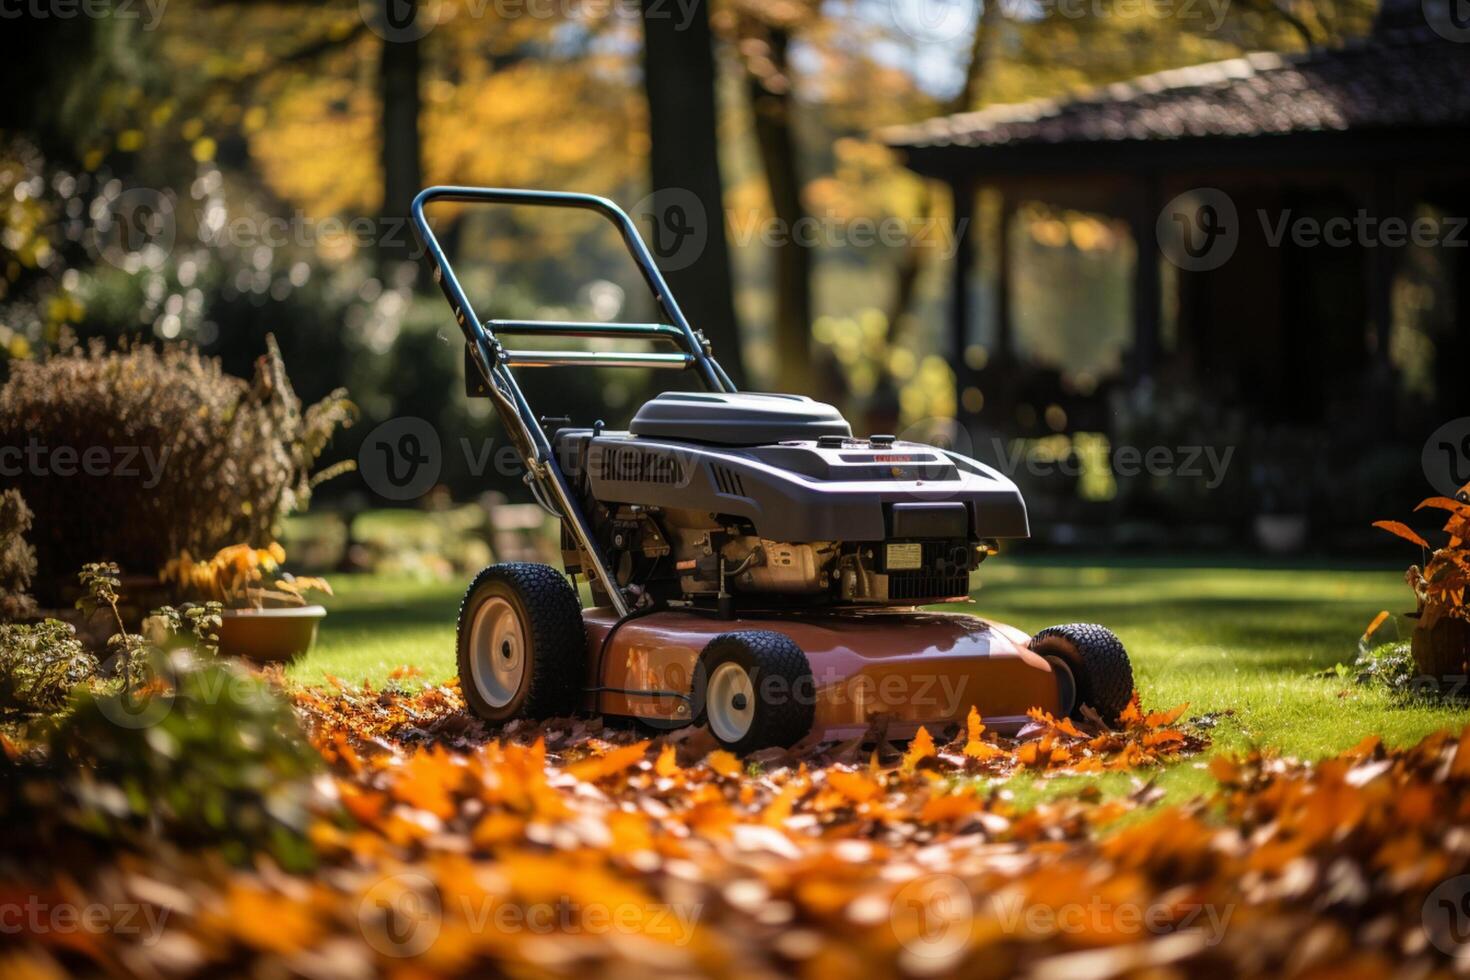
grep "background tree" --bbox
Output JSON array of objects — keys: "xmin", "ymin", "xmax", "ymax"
[
  {"xmin": 640, "ymin": 0, "xmax": 745, "ymax": 384},
  {"xmin": 378, "ymin": 2, "xmax": 425, "ymax": 267},
  {"xmin": 722, "ymin": 0, "xmax": 822, "ymax": 396}
]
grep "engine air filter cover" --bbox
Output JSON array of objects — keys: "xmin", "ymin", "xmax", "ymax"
[{"xmin": 629, "ymin": 391, "xmax": 852, "ymax": 446}]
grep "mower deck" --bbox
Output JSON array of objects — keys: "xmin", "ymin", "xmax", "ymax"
[{"xmin": 583, "ymin": 607, "xmax": 1064, "ymax": 740}]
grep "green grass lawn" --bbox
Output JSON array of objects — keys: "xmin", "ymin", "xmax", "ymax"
[{"xmin": 295, "ymin": 557, "xmax": 1468, "ymax": 795}]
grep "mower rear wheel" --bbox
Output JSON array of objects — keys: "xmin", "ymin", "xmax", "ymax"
[
  {"xmin": 457, "ymin": 563, "xmax": 585, "ymax": 723},
  {"xmin": 1029, "ymin": 623, "xmax": 1134, "ymax": 726},
  {"xmin": 693, "ymin": 631, "xmax": 815, "ymax": 754}
]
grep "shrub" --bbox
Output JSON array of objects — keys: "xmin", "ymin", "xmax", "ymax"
[
  {"xmin": 0, "ymin": 335, "xmax": 355, "ymax": 603},
  {"xmin": 1341, "ymin": 640, "xmax": 1416, "ymax": 692},
  {"xmin": 5, "ymin": 648, "xmax": 325, "ymax": 871},
  {"xmin": 0, "ymin": 566, "xmax": 219, "ymax": 717},
  {"xmin": 0, "ymin": 489, "xmax": 38, "ymax": 620},
  {"xmin": 0, "ymin": 619, "xmax": 98, "ymax": 713}
]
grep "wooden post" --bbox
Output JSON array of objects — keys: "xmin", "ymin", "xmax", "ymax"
[
  {"xmin": 950, "ymin": 178, "xmax": 978, "ymax": 422},
  {"xmin": 1366, "ymin": 168, "xmax": 1399, "ymax": 365},
  {"xmin": 950, "ymin": 179, "xmax": 976, "ymax": 367},
  {"xmin": 1129, "ymin": 177, "xmax": 1162, "ymax": 382},
  {"xmin": 995, "ymin": 191, "xmax": 1014, "ymax": 367},
  {"xmin": 1364, "ymin": 167, "xmax": 1402, "ymax": 437}
]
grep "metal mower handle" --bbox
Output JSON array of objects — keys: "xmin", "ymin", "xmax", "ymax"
[
  {"xmin": 409, "ymin": 186, "xmax": 733, "ymax": 393},
  {"xmin": 410, "ymin": 185, "xmax": 743, "ymax": 619}
]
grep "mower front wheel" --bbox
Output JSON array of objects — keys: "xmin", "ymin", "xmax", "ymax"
[
  {"xmin": 457, "ymin": 563, "xmax": 585, "ymax": 723},
  {"xmin": 1029, "ymin": 623, "xmax": 1134, "ymax": 726},
  {"xmin": 693, "ymin": 631, "xmax": 815, "ymax": 754}
]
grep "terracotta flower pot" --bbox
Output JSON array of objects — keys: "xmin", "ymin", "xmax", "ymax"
[
  {"xmin": 1411, "ymin": 613, "xmax": 1470, "ymax": 691},
  {"xmin": 218, "ymin": 605, "xmax": 326, "ymax": 663}
]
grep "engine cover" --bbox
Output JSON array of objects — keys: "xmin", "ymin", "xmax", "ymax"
[
  {"xmin": 555, "ymin": 426, "xmax": 1027, "ymax": 607},
  {"xmin": 557, "ymin": 430, "xmax": 1028, "ymax": 543}
]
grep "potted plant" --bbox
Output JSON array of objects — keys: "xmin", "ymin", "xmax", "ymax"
[
  {"xmin": 160, "ymin": 543, "xmax": 332, "ymax": 662},
  {"xmin": 1374, "ymin": 481, "xmax": 1470, "ymax": 689}
]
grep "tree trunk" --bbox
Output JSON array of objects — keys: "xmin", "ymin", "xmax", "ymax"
[
  {"xmin": 885, "ymin": 0, "xmax": 999, "ymax": 385},
  {"xmin": 379, "ymin": 22, "xmax": 423, "ymax": 268},
  {"xmin": 884, "ymin": 181, "xmax": 930, "ymax": 336},
  {"xmin": 640, "ymin": 0, "xmax": 745, "ymax": 386},
  {"xmin": 950, "ymin": 0, "xmax": 1002, "ymax": 117},
  {"xmin": 746, "ymin": 28, "xmax": 815, "ymax": 396}
]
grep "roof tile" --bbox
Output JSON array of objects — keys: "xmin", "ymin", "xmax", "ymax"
[{"xmin": 882, "ymin": 29, "xmax": 1470, "ymax": 150}]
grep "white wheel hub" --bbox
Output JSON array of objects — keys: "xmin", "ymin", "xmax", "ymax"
[
  {"xmin": 469, "ymin": 596, "xmax": 526, "ymax": 708},
  {"xmin": 706, "ymin": 661, "xmax": 756, "ymax": 743}
]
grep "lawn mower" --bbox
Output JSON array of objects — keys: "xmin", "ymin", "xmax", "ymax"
[{"xmin": 410, "ymin": 186, "xmax": 1133, "ymax": 753}]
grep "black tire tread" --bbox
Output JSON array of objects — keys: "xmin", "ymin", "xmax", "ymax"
[
  {"xmin": 456, "ymin": 562, "xmax": 585, "ymax": 721},
  {"xmin": 695, "ymin": 630, "xmax": 814, "ymax": 754},
  {"xmin": 1030, "ymin": 623, "xmax": 1134, "ymax": 725}
]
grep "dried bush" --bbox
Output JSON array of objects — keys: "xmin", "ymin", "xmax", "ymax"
[
  {"xmin": 0, "ymin": 489, "xmax": 38, "ymax": 620},
  {"xmin": 0, "ymin": 335, "xmax": 355, "ymax": 603}
]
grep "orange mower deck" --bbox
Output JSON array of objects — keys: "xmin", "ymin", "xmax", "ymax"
[{"xmin": 582, "ymin": 607, "xmax": 1065, "ymax": 740}]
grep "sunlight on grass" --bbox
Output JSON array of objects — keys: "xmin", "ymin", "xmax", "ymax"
[
  {"xmin": 289, "ymin": 575, "xmax": 460, "ymax": 688},
  {"xmin": 965, "ymin": 559, "xmax": 1466, "ymax": 760}
]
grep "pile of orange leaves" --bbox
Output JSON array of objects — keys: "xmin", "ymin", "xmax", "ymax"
[{"xmin": 8, "ymin": 676, "xmax": 1470, "ymax": 978}]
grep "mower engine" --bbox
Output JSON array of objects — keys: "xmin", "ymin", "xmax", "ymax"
[{"xmin": 554, "ymin": 392, "xmax": 1029, "ymax": 608}]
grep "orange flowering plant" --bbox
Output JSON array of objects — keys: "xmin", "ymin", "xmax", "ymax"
[
  {"xmin": 1374, "ymin": 480, "xmax": 1470, "ymax": 628},
  {"xmin": 160, "ymin": 542, "xmax": 332, "ymax": 610}
]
